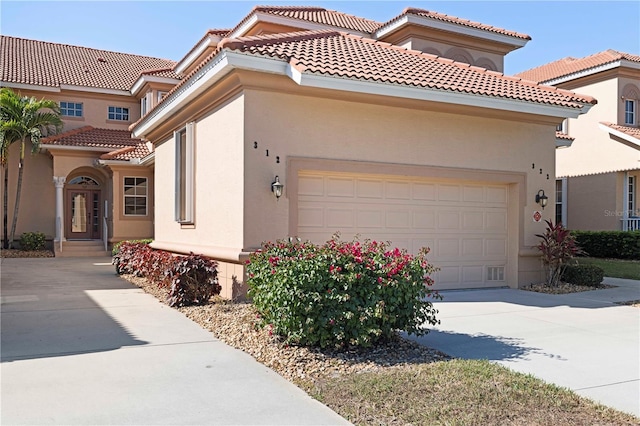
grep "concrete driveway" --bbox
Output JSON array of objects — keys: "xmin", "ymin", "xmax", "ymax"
[
  {"xmin": 409, "ymin": 278, "xmax": 640, "ymax": 417},
  {"xmin": 0, "ymin": 257, "xmax": 349, "ymax": 425}
]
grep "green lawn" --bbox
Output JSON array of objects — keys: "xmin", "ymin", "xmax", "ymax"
[
  {"xmin": 577, "ymin": 257, "xmax": 640, "ymax": 280},
  {"xmin": 313, "ymin": 359, "xmax": 638, "ymax": 425}
]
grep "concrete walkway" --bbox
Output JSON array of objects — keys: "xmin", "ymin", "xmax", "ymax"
[
  {"xmin": 0, "ymin": 257, "xmax": 350, "ymax": 425},
  {"xmin": 409, "ymin": 277, "xmax": 640, "ymax": 417}
]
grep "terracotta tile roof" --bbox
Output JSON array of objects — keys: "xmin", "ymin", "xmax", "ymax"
[
  {"xmin": 555, "ymin": 131, "xmax": 574, "ymax": 141},
  {"xmin": 100, "ymin": 142, "xmax": 151, "ymax": 160},
  {"xmin": 139, "ymin": 68, "xmax": 180, "ymax": 80},
  {"xmin": 42, "ymin": 126, "xmax": 140, "ymax": 150},
  {"xmin": 515, "ymin": 50, "xmax": 640, "ymax": 83},
  {"xmin": 379, "ymin": 7, "xmax": 530, "ymax": 40},
  {"xmin": 1, "ymin": 35, "xmax": 176, "ymax": 91},
  {"xmin": 222, "ymin": 30, "xmax": 595, "ymax": 109},
  {"xmin": 174, "ymin": 29, "xmax": 231, "ymax": 72},
  {"xmin": 229, "ymin": 5, "xmax": 380, "ymax": 35},
  {"xmin": 601, "ymin": 122, "xmax": 640, "ymax": 141}
]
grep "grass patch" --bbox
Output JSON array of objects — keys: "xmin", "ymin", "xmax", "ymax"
[
  {"xmin": 313, "ymin": 359, "xmax": 638, "ymax": 425},
  {"xmin": 577, "ymin": 257, "xmax": 640, "ymax": 280}
]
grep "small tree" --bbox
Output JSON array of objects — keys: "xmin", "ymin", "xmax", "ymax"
[
  {"xmin": 536, "ymin": 220, "xmax": 583, "ymax": 286},
  {"xmin": 0, "ymin": 88, "xmax": 62, "ymax": 248}
]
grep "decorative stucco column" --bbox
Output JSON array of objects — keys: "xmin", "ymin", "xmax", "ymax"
[{"xmin": 53, "ymin": 176, "xmax": 65, "ymax": 242}]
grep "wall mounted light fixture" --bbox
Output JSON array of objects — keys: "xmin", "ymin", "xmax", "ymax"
[
  {"xmin": 535, "ymin": 189, "xmax": 548, "ymax": 209},
  {"xmin": 271, "ymin": 175, "xmax": 284, "ymax": 200}
]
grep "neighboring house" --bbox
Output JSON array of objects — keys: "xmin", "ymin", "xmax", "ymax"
[
  {"xmin": 0, "ymin": 36, "xmax": 177, "ymax": 255},
  {"xmin": 125, "ymin": 5, "xmax": 595, "ymax": 296},
  {"xmin": 516, "ymin": 50, "xmax": 640, "ymax": 232}
]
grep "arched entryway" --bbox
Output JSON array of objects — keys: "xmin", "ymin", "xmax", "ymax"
[{"xmin": 65, "ymin": 174, "xmax": 103, "ymax": 240}]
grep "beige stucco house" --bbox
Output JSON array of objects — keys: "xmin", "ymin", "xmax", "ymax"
[
  {"xmin": 0, "ymin": 36, "xmax": 177, "ymax": 255},
  {"xmin": 516, "ymin": 50, "xmax": 640, "ymax": 232},
  {"xmin": 124, "ymin": 6, "xmax": 595, "ymax": 296}
]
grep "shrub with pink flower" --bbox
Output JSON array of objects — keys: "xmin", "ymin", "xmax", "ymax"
[{"xmin": 246, "ymin": 235, "xmax": 441, "ymax": 348}]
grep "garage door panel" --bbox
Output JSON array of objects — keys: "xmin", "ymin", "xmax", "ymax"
[
  {"xmin": 486, "ymin": 211, "xmax": 508, "ymax": 230},
  {"xmin": 486, "ymin": 186, "xmax": 508, "ymax": 203},
  {"xmin": 413, "ymin": 211, "xmax": 436, "ymax": 229},
  {"xmin": 413, "ymin": 183, "xmax": 437, "ymax": 200},
  {"xmin": 386, "ymin": 210, "xmax": 411, "ymax": 228},
  {"xmin": 438, "ymin": 211, "xmax": 460, "ymax": 229},
  {"xmin": 298, "ymin": 206, "xmax": 324, "ymax": 228},
  {"xmin": 326, "ymin": 208, "xmax": 354, "ymax": 228},
  {"xmin": 462, "ymin": 239, "xmax": 483, "ymax": 256},
  {"xmin": 437, "ymin": 239, "xmax": 460, "ymax": 257},
  {"xmin": 462, "ymin": 211, "xmax": 485, "ymax": 230},
  {"xmin": 438, "ymin": 184, "xmax": 461, "ymax": 201},
  {"xmin": 463, "ymin": 185, "xmax": 485, "ymax": 202},
  {"xmin": 357, "ymin": 209, "xmax": 384, "ymax": 228},
  {"xmin": 486, "ymin": 239, "xmax": 507, "ymax": 256},
  {"xmin": 386, "ymin": 181, "xmax": 411, "ymax": 199},
  {"xmin": 297, "ymin": 172, "xmax": 509, "ymax": 290},
  {"xmin": 327, "ymin": 177, "xmax": 355, "ymax": 197},
  {"xmin": 462, "ymin": 265, "xmax": 484, "ymax": 283}
]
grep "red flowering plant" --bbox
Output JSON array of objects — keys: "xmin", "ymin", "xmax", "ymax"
[
  {"xmin": 246, "ymin": 235, "xmax": 441, "ymax": 348},
  {"xmin": 536, "ymin": 219, "xmax": 584, "ymax": 287}
]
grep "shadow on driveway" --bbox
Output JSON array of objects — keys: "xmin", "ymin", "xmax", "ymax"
[{"xmin": 1, "ymin": 258, "xmax": 148, "ymax": 362}]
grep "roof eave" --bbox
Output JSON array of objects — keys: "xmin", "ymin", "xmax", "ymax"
[
  {"xmin": 288, "ymin": 67, "xmax": 592, "ymax": 119},
  {"xmin": 228, "ymin": 11, "xmax": 372, "ymax": 39},
  {"xmin": 130, "ymin": 75, "xmax": 180, "ymax": 96},
  {"xmin": 555, "ymin": 138, "xmax": 573, "ymax": 148},
  {"xmin": 541, "ymin": 60, "xmax": 640, "ymax": 85},
  {"xmin": 1, "ymin": 82, "xmax": 60, "ymax": 92},
  {"xmin": 133, "ymin": 50, "xmax": 593, "ymax": 139},
  {"xmin": 599, "ymin": 122, "xmax": 640, "ymax": 149},
  {"xmin": 375, "ymin": 14, "xmax": 529, "ymax": 49},
  {"xmin": 40, "ymin": 144, "xmax": 116, "ymax": 153},
  {"xmin": 174, "ymin": 34, "xmax": 221, "ymax": 76}
]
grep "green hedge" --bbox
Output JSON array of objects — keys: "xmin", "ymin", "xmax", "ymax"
[
  {"xmin": 571, "ymin": 231, "xmax": 640, "ymax": 260},
  {"xmin": 561, "ymin": 264, "xmax": 604, "ymax": 287}
]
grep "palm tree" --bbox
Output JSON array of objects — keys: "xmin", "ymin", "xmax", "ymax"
[{"xmin": 0, "ymin": 88, "xmax": 62, "ymax": 249}]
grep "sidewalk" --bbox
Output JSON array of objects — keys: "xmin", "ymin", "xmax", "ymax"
[
  {"xmin": 0, "ymin": 257, "xmax": 350, "ymax": 425},
  {"xmin": 409, "ymin": 277, "xmax": 640, "ymax": 417}
]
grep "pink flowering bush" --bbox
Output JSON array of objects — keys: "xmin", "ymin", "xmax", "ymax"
[{"xmin": 246, "ymin": 236, "xmax": 441, "ymax": 348}]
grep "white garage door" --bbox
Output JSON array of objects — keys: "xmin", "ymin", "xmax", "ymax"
[{"xmin": 297, "ymin": 171, "xmax": 509, "ymax": 290}]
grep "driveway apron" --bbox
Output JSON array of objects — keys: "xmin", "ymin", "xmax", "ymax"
[
  {"xmin": 410, "ymin": 278, "xmax": 640, "ymax": 417},
  {"xmin": 0, "ymin": 257, "xmax": 350, "ymax": 425}
]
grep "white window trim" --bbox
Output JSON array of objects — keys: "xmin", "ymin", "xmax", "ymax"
[
  {"xmin": 625, "ymin": 99, "xmax": 636, "ymax": 125},
  {"xmin": 60, "ymin": 101, "xmax": 83, "ymax": 117},
  {"xmin": 629, "ymin": 175, "xmax": 636, "ymax": 216},
  {"xmin": 108, "ymin": 106, "xmax": 130, "ymax": 121},
  {"xmin": 123, "ymin": 176, "xmax": 148, "ymax": 216},
  {"xmin": 175, "ymin": 122, "xmax": 195, "ymax": 224},
  {"xmin": 555, "ymin": 178, "xmax": 567, "ymax": 226}
]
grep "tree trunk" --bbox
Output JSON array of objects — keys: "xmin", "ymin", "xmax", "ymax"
[
  {"xmin": 8, "ymin": 146, "xmax": 25, "ymax": 249},
  {"xmin": 2, "ymin": 164, "xmax": 8, "ymax": 249}
]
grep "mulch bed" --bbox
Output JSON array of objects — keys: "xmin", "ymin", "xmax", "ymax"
[
  {"xmin": 0, "ymin": 249, "xmax": 55, "ymax": 258},
  {"xmin": 523, "ymin": 282, "xmax": 616, "ymax": 294}
]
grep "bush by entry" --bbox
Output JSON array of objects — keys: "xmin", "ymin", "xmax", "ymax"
[
  {"xmin": 112, "ymin": 241, "xmax": 220, "ymax": 307},
  {"xmin": 246, "ymin": 236, "xmax": 441, "ymax": 348}
]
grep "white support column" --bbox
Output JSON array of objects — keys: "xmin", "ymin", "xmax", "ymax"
[{"xmin": 53, "ymin": 176, "xmax": 66, "ymax": 241}]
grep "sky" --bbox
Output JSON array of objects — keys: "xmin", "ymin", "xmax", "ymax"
[{"xmin": 1, "ymin": 1, "xmax": 638, "ymax": 75}]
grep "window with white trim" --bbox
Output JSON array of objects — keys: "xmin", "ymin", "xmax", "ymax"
[
  {"xmin": 60, "ymin": 101, "xmax": 83, "ymax": 117},
  {"xmin": 108, "ymin": 106, "xmax": 129, "ymax": 121},
  {"xmin": 140, "ymin": 97, "xmax": 147, "ymax": 116},
  {"xmin": 157, "ymin": 91, "xmax": 168, "ymax": 103},
  {"xmin": 556, "ymin": 119, "xmax": 568, "ymax": 133},
  {"xmin": 629, "ymin": 176, "xmax": 636, "ymax": 216},
  {"xmin": 124, "ymin": 177, "xmax": 147, "ymax": 216},
  {"xmin": 175, "ymin": 123, "xmax": 195, "ymax": 223},
  {"xmin": 555, "ymin": 179, "xmax": 565, "ymax": 225},
  {"xmin": 625, "ymin": 100, "xmax": 636, "ymax": 125}
]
